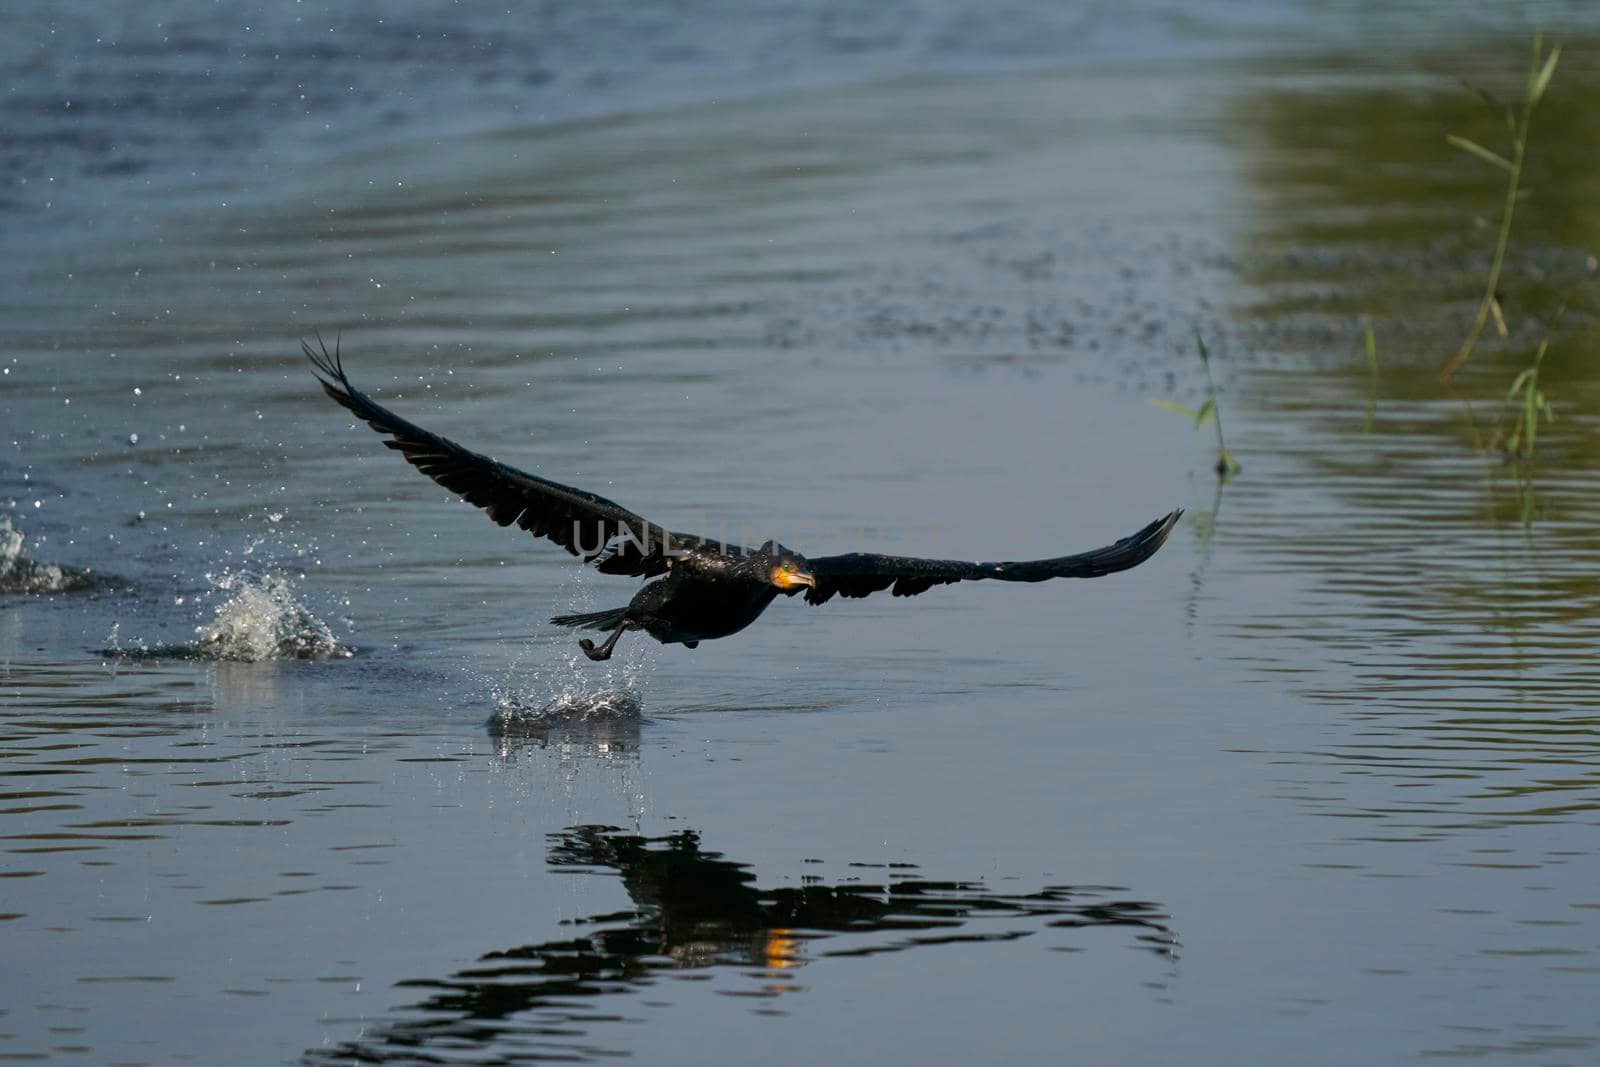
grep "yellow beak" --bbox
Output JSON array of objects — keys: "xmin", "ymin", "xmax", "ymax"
[{"xmin": 773, "ymin": 568, "xmax": 816, "ymax": 590}]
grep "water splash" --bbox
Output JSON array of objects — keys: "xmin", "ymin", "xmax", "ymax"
[
  {"xmin": 488, "ymin": 650, "xmax": 647, "ymax": 740},
  {"xmin": 0, "ymin": 515, "xmax": 96, "ymax": 594},
  {"xmin": 105, "ymin": 570, "xmax": 351, "ymax": 662},
  {"xmin": 191, "ymin": 571, "xmax": 351, "ymax": 661},
  {"xmin": 493, "ymin": 685, "xmax": 643, "ymax": 722}
]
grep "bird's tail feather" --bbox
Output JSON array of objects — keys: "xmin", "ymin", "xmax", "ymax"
[{"xmin": 549, "ymin": 607, "xmax": 628, "ymax": 631}]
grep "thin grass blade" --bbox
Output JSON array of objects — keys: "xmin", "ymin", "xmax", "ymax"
[
  {"xmin": 1445, "ymin": 134, "xmax": 1514, "ymax": 173},
  {"xmin": 1148, "ymin": 398, "xmax": 1200, "ymax": 418},
  {"xmin": 1530, "ymin": 45, "xmax": 1561, "ymax": 105}
]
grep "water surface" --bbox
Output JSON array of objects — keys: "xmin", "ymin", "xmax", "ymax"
[{"xmin": 5, "ymin": 4, "xmax": 1600, "ymax": 1064}]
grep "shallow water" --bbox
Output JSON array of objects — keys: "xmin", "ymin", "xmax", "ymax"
[{"xmin": 5, "ymin": 4, "xmax": 1600, "ymax": 1065}]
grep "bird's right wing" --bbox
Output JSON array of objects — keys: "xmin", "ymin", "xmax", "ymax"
[
  {"xmin": 306, "ymin": 337, "xmax": 715, "ymax": 576},
  {"xmin": 804, "ymin": 510, "xmax": 1181, "ymax": 604}
]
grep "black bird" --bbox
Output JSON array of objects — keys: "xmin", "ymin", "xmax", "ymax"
[{"xmin": 306, "ymin": 339, "xmax": 1180, "ymax": 662}]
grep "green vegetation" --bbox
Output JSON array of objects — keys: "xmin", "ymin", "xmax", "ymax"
[
  {"xmin": 1219, "ymin": 31, "xmax": 1597, "ymax": 538},
  {"xmin": 1501, "ymin": 337, "xmax": 1554, "ymax": 460},
  {"xmin": 1362, "ymin": 325, "xmax": 1379, "ymax": 433},
  {"xmin": 1440, "ymin": 33, "xmax": 1561, "ymax": 381},
  {"xmin": 1492, "ymin": 328, "xmax": 1555, "ymax": 532},
  {"xmin": 1437, "ymin": 34, "xmax": 1574, "ymax": 530},
  {"xmin": 1150, "ymin": 332, "xmax": 1241, "ymax": 482}
]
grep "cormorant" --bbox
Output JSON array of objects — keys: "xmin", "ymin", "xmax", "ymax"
[{"xmin": 306, "ymin": 339, "xmax": 1180, "ymax": 661}]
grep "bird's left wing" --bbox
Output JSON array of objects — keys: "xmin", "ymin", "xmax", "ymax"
[
  {"xmin": 305, "ymin": 337, "xmax": 717, "ymax": 576},
  {"xmin": 803, "ymin": 510, "xmax": 1181, "ymax": 604}
]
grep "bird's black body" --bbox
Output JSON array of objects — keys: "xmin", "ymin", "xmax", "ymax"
[
  {"xmin": 305, "ymin": 338, "xmax": 1180, "ymax": 661},
  {"xmin": 556, "ymin": 551, "xmax": 791, "ymax": 654},
  {"xmin": 633, "ymin": 560, "xmax": 784, "ymax": 644}
]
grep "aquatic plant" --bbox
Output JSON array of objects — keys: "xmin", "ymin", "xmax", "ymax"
[
  {"xmin": 1501, "ymin": 338, "xmax": 1554, "ymax": 460},
  {"xmin": 1362, "ymin": 325, "xmax": 1380, "ymax": 433},
  {"xmin": 1495, "ymin": 337, "xmax": 1554, "ymax": 532},
  {"xmin": 1439, "ymin": 32, "xmax": 1560, "ymax": 381},
  {"xmin": 1150, "ymin": 332, "xmax": 1240, "ymax": 481}
]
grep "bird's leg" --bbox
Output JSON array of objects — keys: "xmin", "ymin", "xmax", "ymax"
[{"xmin": 578, "ymin": 622, "xmax": 628, "ymax": 662}]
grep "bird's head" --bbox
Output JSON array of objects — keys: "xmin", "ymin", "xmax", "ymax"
[{"xmin": 760, "ymin": 542, "xmax": 815, "ymax": 593}]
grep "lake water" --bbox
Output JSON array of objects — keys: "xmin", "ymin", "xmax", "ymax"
[{"xmin": 5, "ymin": 3, "xmax": 1600, "ymax": 1064}]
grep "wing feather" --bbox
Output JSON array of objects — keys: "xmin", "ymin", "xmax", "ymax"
[
  {"xmin": 804, "ymin": 510, "xmax": 1182, "ymax": 605},
  {"xmin": 304, "ymin": 336, "xmax": 709, "ymax": 576}
]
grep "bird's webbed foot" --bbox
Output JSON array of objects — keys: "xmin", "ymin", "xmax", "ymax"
[{"xmin": 578, "ymin": 623, "xmax": 628, "ymax": 662}]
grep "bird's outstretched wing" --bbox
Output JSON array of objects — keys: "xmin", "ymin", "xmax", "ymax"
[
  {"xmin": 305, "ymin": 336, "xmax": 711, "ymax": 577},
  {"xmin": 804, "ymin": 510, "xmax": 1182, "ymax": 604}
]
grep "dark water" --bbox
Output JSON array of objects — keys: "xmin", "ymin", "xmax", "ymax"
[
  {"xmin": 5, "ymin": 3, "xmax": 1600, "ymax": 1064},
  {"xmin": 307, "ymin": 823, "xmax": 1176, "ymax": 1064}
]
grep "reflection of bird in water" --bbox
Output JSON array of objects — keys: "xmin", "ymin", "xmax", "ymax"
[
  {"xmin": 304, "ymin": 825, "xmax": 1176, "ymax": 1064},
  {"xmin": 307, "ymin": 339, "xmax": 1180, "ymax": 662}
]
